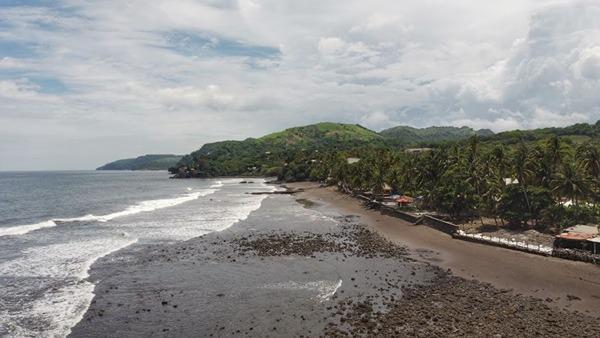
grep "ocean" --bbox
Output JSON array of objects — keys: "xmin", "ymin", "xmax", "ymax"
[{"xmin": 0, "ymin": 171, "xmax": 273, "ymax": 337}]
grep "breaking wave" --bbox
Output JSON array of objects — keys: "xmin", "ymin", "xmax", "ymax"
[{"xmin": 0, "ymin": 189, "xmax": 218, "ymax": 238}]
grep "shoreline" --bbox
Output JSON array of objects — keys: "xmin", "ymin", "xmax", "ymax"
[
  {"xmin": 289, "ymin": 182, "xmax": 600, "ymax": 316},
  {"xmin": 68, "ymin": 187, "xmax": 600, "ymax": 336}
]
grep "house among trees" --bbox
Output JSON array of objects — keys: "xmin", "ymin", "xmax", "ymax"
[
  {"xmin": 396, "ymin": 195, "xmax": 414, "ymax": 206},
  {"xmin": 554, "ymin": 225, "xmax": 600, "ymax": 253},
  {"xmin": 405, "ymin": 148, "xmax": 433, "ymax": 154},
  {"xmin": 503, "ymin": 178, "xmax": 519, "ymax": 185},
  {"xmin": 347, "ymin": 157, "xmax": 360, "ymax": 164}
]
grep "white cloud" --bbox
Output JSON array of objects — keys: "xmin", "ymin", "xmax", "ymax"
[
  {"xmin": 157, "ymin": 85, "xmax": 234, "ymax": 108},
  {"xmin": 572, "ymin": 47, "xmax": 600, "ymax": 80},
  {"xmin": 0, "ymin": 57, "xmax": 27, "ymax": 69},
  {"xmin": 359, "ymin": 111, "xmax": 395, "ymax": 131},
  {"xmin": 0, "ymin": 79, "xmax": 59, "ymax": 102},
  {"xmin": 0, "ymin": 0, "xmax": 598, "ymax": 169},
  {"xmin": 317, "ymin": 37, "xmax": 346, "ymax": 55}
]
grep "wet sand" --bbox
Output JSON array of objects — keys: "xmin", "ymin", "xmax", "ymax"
[
  {"xmin": 70, "ymin": 194, "xmax": 436, "ymax": 337},
  {"xmin": 289, "ymin": 182, "xmax": 600, "ymax": 315},
  {"xmin": 70, "ymin": 187, "xmax": 600, "ymax": 337}
]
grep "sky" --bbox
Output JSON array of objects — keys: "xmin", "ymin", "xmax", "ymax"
[{"xmin": 0, "ymin": 0, "xmax": 599, "ymax": 170}]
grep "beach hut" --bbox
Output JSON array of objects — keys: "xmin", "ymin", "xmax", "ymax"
[
  {"xmin": 396, "ymin": 195, "xmax": 414, "ymax": 207},
  {"xmin": 554, "ymin": 225, "xmax": 599, "ymax": 252},
  {"xmin": 588, "ymin": 237, "xmax": 600, "ymax": 255}
]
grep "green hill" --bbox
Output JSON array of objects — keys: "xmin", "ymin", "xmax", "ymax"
[
  {"xmin": 380, "ymin": 125, "xmax": 493, "ymax": 145},
  {"xmin": 170, "ymin": 122, "xmax": 497, "ymax": 178},
  {"xmin": 260, "ymin": 122, "xmax": 381, "ymax": 145},
  {"xmin": 171, "ymin": 123, "xmax": 383, "ymax": 177},
  {"xmin": 97, "ymin": 154, "xmax": 183, "ymax": 171},
  {"xmin": 170, "ymin": 120, "xmax": 600, "ymax": 179},
  {"xmin": 479, "ymin": 122, "xmax": 600, "ymax": 146}
]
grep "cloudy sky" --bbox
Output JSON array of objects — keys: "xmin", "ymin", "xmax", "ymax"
[{"xmin": 1, "ymin": 0, "xmax": 599, "ymax": 170}]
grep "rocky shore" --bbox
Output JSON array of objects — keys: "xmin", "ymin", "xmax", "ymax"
[
  {"xmin": 70, "ymin": 192, "xmax": 600, "ymax": 337},
  {"xmin": 325, "ymin": 273, "xmax": 600, "ymax": 337},
  {"xmin": 231, "ymin": 223, "xmax": 600, "ymax": 337},
  {"xmin": 233, "ymin": 222, "xmax": 409, "ymax": 259}
]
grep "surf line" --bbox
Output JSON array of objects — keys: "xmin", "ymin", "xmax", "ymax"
[{"xmin": 0, "ymin": 189, "xmax": 219, "ymax": 238}]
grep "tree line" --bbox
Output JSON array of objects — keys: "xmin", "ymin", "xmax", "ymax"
[{"xmin": 283, "ymin": 136, "xmax": 600, "ymax": 233}]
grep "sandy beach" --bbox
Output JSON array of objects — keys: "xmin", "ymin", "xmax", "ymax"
[
  {"xmin": 69, "ymin": 184, "xmax": 600, "ymax": 337},
  {"xmin": 289, "ymin": 182, "xmax": 600, "ymax": 315}
]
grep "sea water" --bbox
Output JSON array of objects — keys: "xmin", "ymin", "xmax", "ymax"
[{"xmin": 0, "ymin": 171, "xmax": 272, "ymax": 337}]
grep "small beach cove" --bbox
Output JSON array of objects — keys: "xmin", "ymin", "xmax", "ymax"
[{"xmin": 69, "ymin": 183, "xmax": 600, "ymax": 337}]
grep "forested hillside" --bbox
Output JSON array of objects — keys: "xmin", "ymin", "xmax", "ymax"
[
  {"xmin": 170, "ymin": 122, "xmax": 499, "ymax": 178},
  {"xmin": 380, "ymin": 125, "xmax": 493, "ymax": 146},
  {"xmin": 171, "ymin": 123, "xmax": 384, "ymax": 178},
  {"xmin": 97, "ymin": 154, "xmax": 182, "ymax": 170}
]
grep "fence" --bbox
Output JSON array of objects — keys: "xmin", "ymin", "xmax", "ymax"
[
  {"xmin": 552, "ymin": 248, "xmax": 600, "ymax": 264},
  {"xmin": 380, "ymin": 206, "xmax": 420, "ymax": 223},
  {"xmin": 349, "ymin": 190, "xmax": 599, "ymax": 264},
  {"xmin": 418, "ymin": 215, "xmax": 458, "ymax": 235},
  {"xmin": 454, "ymin": 230, "xmax": 553, "ymax": 255}
]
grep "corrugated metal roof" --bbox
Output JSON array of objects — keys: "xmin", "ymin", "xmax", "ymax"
[
  {"xmin": 564, "ymin": 225, "xmax": 599, "ymax": 235},
  {"xmin": 556, "ymin": 232, "xmax": 596, "ymax": 241}
]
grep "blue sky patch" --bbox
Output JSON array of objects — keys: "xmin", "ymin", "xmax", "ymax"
[
  {"xmin": 28, "ymin": 76, "xmax": 68, "ymax": 94},
  {"xmin": 0, "ymin": 41, "xmax": 38, "ymax": 58},
  {"xmin": 164, "ymin": 31, "xmax": 280, "ymax": 59},
  {"xmin": 0, "ymin": 0, "xmax": 59, "ymax": 7}
]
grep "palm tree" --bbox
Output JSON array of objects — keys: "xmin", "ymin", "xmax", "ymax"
[
  {"xmin": 528, "ymin": 145, "xmax": 553, "ymax": 188},
  {"xmin": 490, "ymin": 145, "xmax": 509, "ymax": 178},
  {"xmin": 545, "ymin": 135, "xmax": 563, "ymax": 171},
  {"xmin": 514, "ymin": 140, "xmax": 532, "ymax": 213},
  {"xmin": 579, "ymin": 143, "xmax": 600, "ymax": 177},
  {"xmin": 577, "ymin": 143, "xmax": 600, "ymax": 204},
  {"xmin": 551, "ymin": 162, "xmax": 592, "ymax": 206}
]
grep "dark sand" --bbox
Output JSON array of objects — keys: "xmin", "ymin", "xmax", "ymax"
[
  {"xmin": 70, "ymin": 194, "xmax": 435, "ymax": 337},
  {"xmin": 289, "ymin": 182, "xmax": 600, "ymax": 315},
  {"xmin": 70, "ymin": 186, "xmax": 600, "ymax": 337}
]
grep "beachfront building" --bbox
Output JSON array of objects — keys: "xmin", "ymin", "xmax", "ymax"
[
  {"xmin": 396, "ymin": 195, "xmax": 414, "ymax": 207},
  {"xmin": 554, "ymin": 225, "xmax": 600, "ymax": 253},
  {"xmin": 589, "ymin": 237, "xmax": 600, "ymax": 255}
]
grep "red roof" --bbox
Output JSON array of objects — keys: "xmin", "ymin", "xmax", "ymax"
[
  {"xmin": 555, "ymin": 232, "xmax": 596, "ymax": 241},
  {"xmin": 396, "ymin": 196, "xmax": 414, "ymax": 204}
]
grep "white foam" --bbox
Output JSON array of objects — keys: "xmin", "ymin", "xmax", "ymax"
[
  {"xmin": 210, "ymin": 181, "xmax": 224, "ymax": 188},
  {"xmin": 262, "ymin": 279, "xmax": 343, "ymax": 302},
  {"xmin": 320, "ymin": 279, "xmax": 343, "ymax": 301},
  {"xmin": 0, "ymin": 189, "xmax": 218, "ymax": 238},
  {"xmin": 0, "ymin": 179, "xmax": 271, "ymax": 337},
  {"xmin": 0, "ymin": 236, "xmax": 138, "ymax": 337},
  {"xmin": 115, "ymin": 186, "xmax": 272, "ymax": 241},
  {"xmin": 0, "ymin": 220, "xmax": 57, "ymax": 237},
  {"xmin": 106, "ymin": 189, "xmax": 216, "ymax": 221}
]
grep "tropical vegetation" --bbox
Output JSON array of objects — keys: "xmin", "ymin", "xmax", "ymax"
[
  {"xmin": 171, "ymin": 120, "xmax": 600, "ymax": 233},
  {"xmin": 97, "ymin": 154, "xmax": 183, "ymax": 170}
]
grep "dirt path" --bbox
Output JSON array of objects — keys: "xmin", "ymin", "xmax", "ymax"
[{"xmin": 289, "ymin": 182, "xmax": 600, "ymax": 315}]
